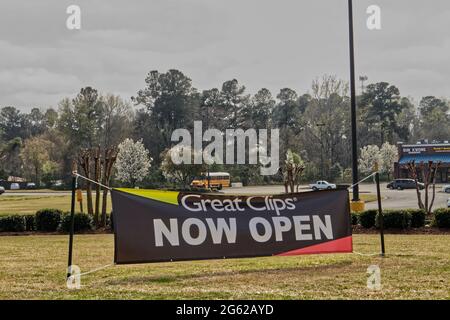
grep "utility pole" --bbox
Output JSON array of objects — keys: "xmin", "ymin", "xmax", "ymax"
[{"xmin": 348, "ymin": 0, "xmax": 361, "ymax": 207}]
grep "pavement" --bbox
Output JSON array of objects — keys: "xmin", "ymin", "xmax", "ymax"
[{"xmin": 222, "ymin": 183, "xmax": 450, "ymax": 210}]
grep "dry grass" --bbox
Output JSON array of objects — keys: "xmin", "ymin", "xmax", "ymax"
[
  {"xmin": 0, "ymin": 195, "xmax": 112, "ymax": 216},
  {"xmin": 0, "ymin": 234, "xmax": 449, "ymax": 299}
]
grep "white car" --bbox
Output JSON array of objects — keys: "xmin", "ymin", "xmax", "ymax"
[
  {"xmin": 309, "ymin": 180, "xmax": 337, "ymax": 191},
  {"xmin": 10, "ymin": 183, "xmax": 20, "ymax": 190},
  {"xmin": 442, "ymin": 185, "xmax": 450, "ymax": 193},
  {"xmin": 0, "ymin": 186, "xmax": 5, "ymax": 195},
  {"xmin": 447, "ymin": 198, "xmax": 450, "ymax": 208}
]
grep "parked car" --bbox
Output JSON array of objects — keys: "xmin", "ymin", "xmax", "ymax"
[
  {"xmin": 309, "ymin": 181, "xmax": 337, "ymax": 191},
  {"xmin": 0, "ymin": 186, "xmax": 5, "ymax": 195},
  {"xmin": 442, "ymin": 185, "xmax": 450, "ymax": 193},
  {"xmin": 447, "ymin": 198, "xmax": 450, "ymax": 208},
  {"xmin": 386, "ymin": 179, "xmax": 424, "ymax": 190},
  {"xmin": 52, "ymin": 180, "xmax": 63, "ymax": 187},
  {"xmin": 10, "ymin": 183, "xmax": 20, "ymax": 190},
  {"xmin": 26, "ymin": 182, "xmax": 36, "ymax": 189}
]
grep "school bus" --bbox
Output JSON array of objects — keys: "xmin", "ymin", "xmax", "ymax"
[{"xmin": 190, "ymin": 172, "xmax": 230, "ymax": 190}]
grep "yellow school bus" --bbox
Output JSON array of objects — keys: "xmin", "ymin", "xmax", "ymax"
[{"xmin": 190, "ymin": 172, "xmax": 230, "ymax": 190}]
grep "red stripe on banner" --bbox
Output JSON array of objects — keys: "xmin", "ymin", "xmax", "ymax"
[{"xmin": 276, "ymin": 236, "xmax": 353, "ymax": 256}]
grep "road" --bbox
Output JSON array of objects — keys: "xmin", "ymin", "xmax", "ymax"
[
  {"xmin": 222, "ymin": 183, "xmax": 450, "ymax": 210},
  {"xmin": 2, "ymin": 183, "xmax": 449, "ymax": 210}
]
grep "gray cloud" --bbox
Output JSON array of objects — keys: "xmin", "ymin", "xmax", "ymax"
[{"xmin": 0, "ymin": 0, "xmax": 449, "ymax": 111}]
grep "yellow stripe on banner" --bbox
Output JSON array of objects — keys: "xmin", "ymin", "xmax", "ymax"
[{"xmin": 115, "ymin": 188, "xmax": 180, "ymax": 205}]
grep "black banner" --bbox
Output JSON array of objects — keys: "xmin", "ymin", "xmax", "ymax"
[{"xmin": 111, "ymin": 189, "xmax": 352, "ymax": 264}]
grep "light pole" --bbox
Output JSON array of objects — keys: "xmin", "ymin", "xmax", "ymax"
[
  {"xmin": 359, "ymin": 75, "xmax": 368, "ymax": 94},
  {"xmin": 348, "ymin": 0, "xmax": 361, "ymax": 205}
]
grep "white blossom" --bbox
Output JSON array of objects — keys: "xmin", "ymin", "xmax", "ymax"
[{"xmin": 115, "ymin": 138, "xmax": 152, "ymax": 186}]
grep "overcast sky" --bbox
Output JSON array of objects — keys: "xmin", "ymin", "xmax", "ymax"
[{"xmin": 1, "ymin": 0, "xmax": 449, "ymax": 111}]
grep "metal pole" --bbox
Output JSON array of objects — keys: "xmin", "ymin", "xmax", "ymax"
[
  {"xmin": 67, "ymin": 174, "xmax": 77, "ymax": 279},
  {"xmin": 348, "ymin": 0, "xmax": 360, "ymax": 201},
  {"xmin": 206, "ymin": 103, "xmax": 210, "ymax": 189},
  {"xmin": 375, "ymin": 172, "xmax": 386, "ymax": 256}
]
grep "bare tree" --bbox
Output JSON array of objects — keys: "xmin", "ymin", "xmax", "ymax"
[{"xmin": 407, "ymin": 161, "xmax": 441, "ymax": 215}]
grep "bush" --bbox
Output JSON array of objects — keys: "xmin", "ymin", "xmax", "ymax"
[
  {"xmin": 407, "ymin": 209, "xmax": 426, "ymax": 228},
  {"xmin": 359, "ymin": 210, "xmax": 377, "ymax": 228},
  {"xmin": 60, "ymin": 212, "xmax": 93, "ymax": 232},
  {"xmin": 351, "ymin": 212, "xmax": 359, "ymax": 226},
  {"xmin": 24, "ymin": 215, "xmax": 35, "ymax": 231},
  {"xmin": 377, "ymin": 210, "xmax": 410, "ymax": 229},
  {"xmin": 434, "ymin": 208, "xmax": 450, "ymax": 228},
  {"xmin": 0, "ymin": 215, "xmax": 26, "ymax": 232},
  {"xmin": 35, "ymin": 209, "xmax": 62, "ymax": 232}
]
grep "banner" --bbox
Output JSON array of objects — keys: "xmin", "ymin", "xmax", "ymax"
[{"xmin": 111, "ymin": 189, "xmax": 352, "ymax": 264}]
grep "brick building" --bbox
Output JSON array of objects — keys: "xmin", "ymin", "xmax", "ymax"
[{"xmin": 394, "ymin": 141, "xmax": 450, "ymax": 183}]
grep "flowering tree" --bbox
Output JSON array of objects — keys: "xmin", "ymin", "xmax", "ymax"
[
  {"xmin": 379, "ymin": 142, "xmax": 398, "ymax": 179},
  {"xmin": 358, "ymin": 145, "xmax": 381, "ymax": 175},
  {"xmin": 115, "ymin": 138, "xmax": 152, "ymax": 187}
]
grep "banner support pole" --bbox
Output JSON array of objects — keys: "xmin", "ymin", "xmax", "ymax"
[
  {"xmin": 67, "ymin": 171, "xmax": 77, "ymax": 279},
  {"xmin": 375, "ymin": 172, "xmax": 386, "ymax": 256}
]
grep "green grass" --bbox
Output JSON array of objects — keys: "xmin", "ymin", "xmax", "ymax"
[
  {"xmin": 0, "ymin": 195, "xmax": 112, "ymax": 216},
  {"xmin": 0, "ymin": 234, "xmax": 449, "ymax": 299}
]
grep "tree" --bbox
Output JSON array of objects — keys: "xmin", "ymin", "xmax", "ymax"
[
  {"xmin": 407, "ymin": 161, "xmax": 441, "ymax": 215},
  {"xmin": 279, "ymin": 149, "xmax": 305, "ymax": 193},
  {"xmin": 418, "ymin": 96, "xmax": 450, "ymax": 141},
  {"xmin": 58, "ymin": 87, "xmax": 104, "ymax": 151},
  {"xmin": 379, "ymin": 142, "xmax": 398, "ymax": 179},
  {"xmin": 358, "ymin": 145, "xmax": 381, "ymax": 176},
  {"xmin": 199, "ymin": 88, "xmax": 222, "ymax": 129},
  {"xmin": 300, "ymin": 76, "xmax": 348, "ymax": 179},
  {"xmin": 272, "ymin": 88, "xmax": 301, "ymax": 157},
  {"xmin": 133, "ymin": 69, "xmax": 198, "ymax": 150},
  {"xmin": 245, "ymin": 88, "xmax": 275, "ymax": 129},
  {"xmin": 0, "ymin": 137, "xmax": 23, "ymax": 177},
  {"xmin": 160, "ymin": 145, "xmax": 206, "ymax": 189},
  {"xmin": 360, "ymin": 82, "xmax": 404, "ymax": 144},
  {"xmin": 115, "ymin": 138, "xmax": 152, "ymax": 187},
  {"xmin": 100, "ymin": 94, "xmax": 133, "ymax": 149},
  {"xmin": 0, "ymin": 106, "xmax": 29, "ymax": 141},
  {"xmin": 20, "ymin": 136, "xmax": 53, "ymax": 184},
  {"xmin": 219, "ymin": 79, "xmax": 249, "ymax": 129}
]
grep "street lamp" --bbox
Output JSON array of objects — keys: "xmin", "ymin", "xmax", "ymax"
[{"xmin": 347, "ymin": 0, "xmax": 362, "ymax": 209}]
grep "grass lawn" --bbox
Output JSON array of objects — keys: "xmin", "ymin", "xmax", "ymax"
[
  {"xmin": 0, "ymin": 195, "xmax": 112, "ymax": 216},
  {"xmin": 0, "ymin": 234, "xmax": 449, "ymax": 299}
]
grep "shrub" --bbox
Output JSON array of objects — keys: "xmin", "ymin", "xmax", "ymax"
[
  {"xmin": 60, "ymin": 212, "xmax": 93, "ymax": 233},
  {"xmin": 377, "ymin": 210, "xmax": 410, "ymax": 229},
  {"xmin": 351, "ymin": 212, "xmax": 359, "ymax": 226},
  {"xmin": 35, "ymin": 209, "xmax": 62, "ymax": 232},
  {"xmin": 24, "ymin": 215, "xmax": 36, "ymax": 231},
  {"xmin": 0, "ymin": 215, "xmax": 26, "ymax": 232},
  {"xmin": 359, "ymin": 210, "xmax": 377, "ymax": 228},
  {"xmin": 434, "ymin": 208, "xmax": 450, "ymax": 228},
  {"xmin": 407, "ymin": 209, "xmax": 426, "ymax": 228}
]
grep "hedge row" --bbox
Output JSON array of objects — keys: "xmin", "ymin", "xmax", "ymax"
[
  {"xmin": 0, "ymin": 209, "xmax": 95, "ymax": 233},
  {"xmin": 353, "ymin": 208, "xmax": 450, "ymax": 229}
]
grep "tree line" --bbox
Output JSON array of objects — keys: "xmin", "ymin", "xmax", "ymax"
[{"xmin": 1, "ymin": 69, "xmax": 449, "ymax": 188}]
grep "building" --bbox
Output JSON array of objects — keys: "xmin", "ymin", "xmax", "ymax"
[{"xmin": 394, "ymin": 141, "xmax": 450, "ymax": 183}]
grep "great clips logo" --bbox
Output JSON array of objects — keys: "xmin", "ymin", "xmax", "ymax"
[{"xmin": 180, "ymin": 194, "xmax": 297, "ymax": 215}]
